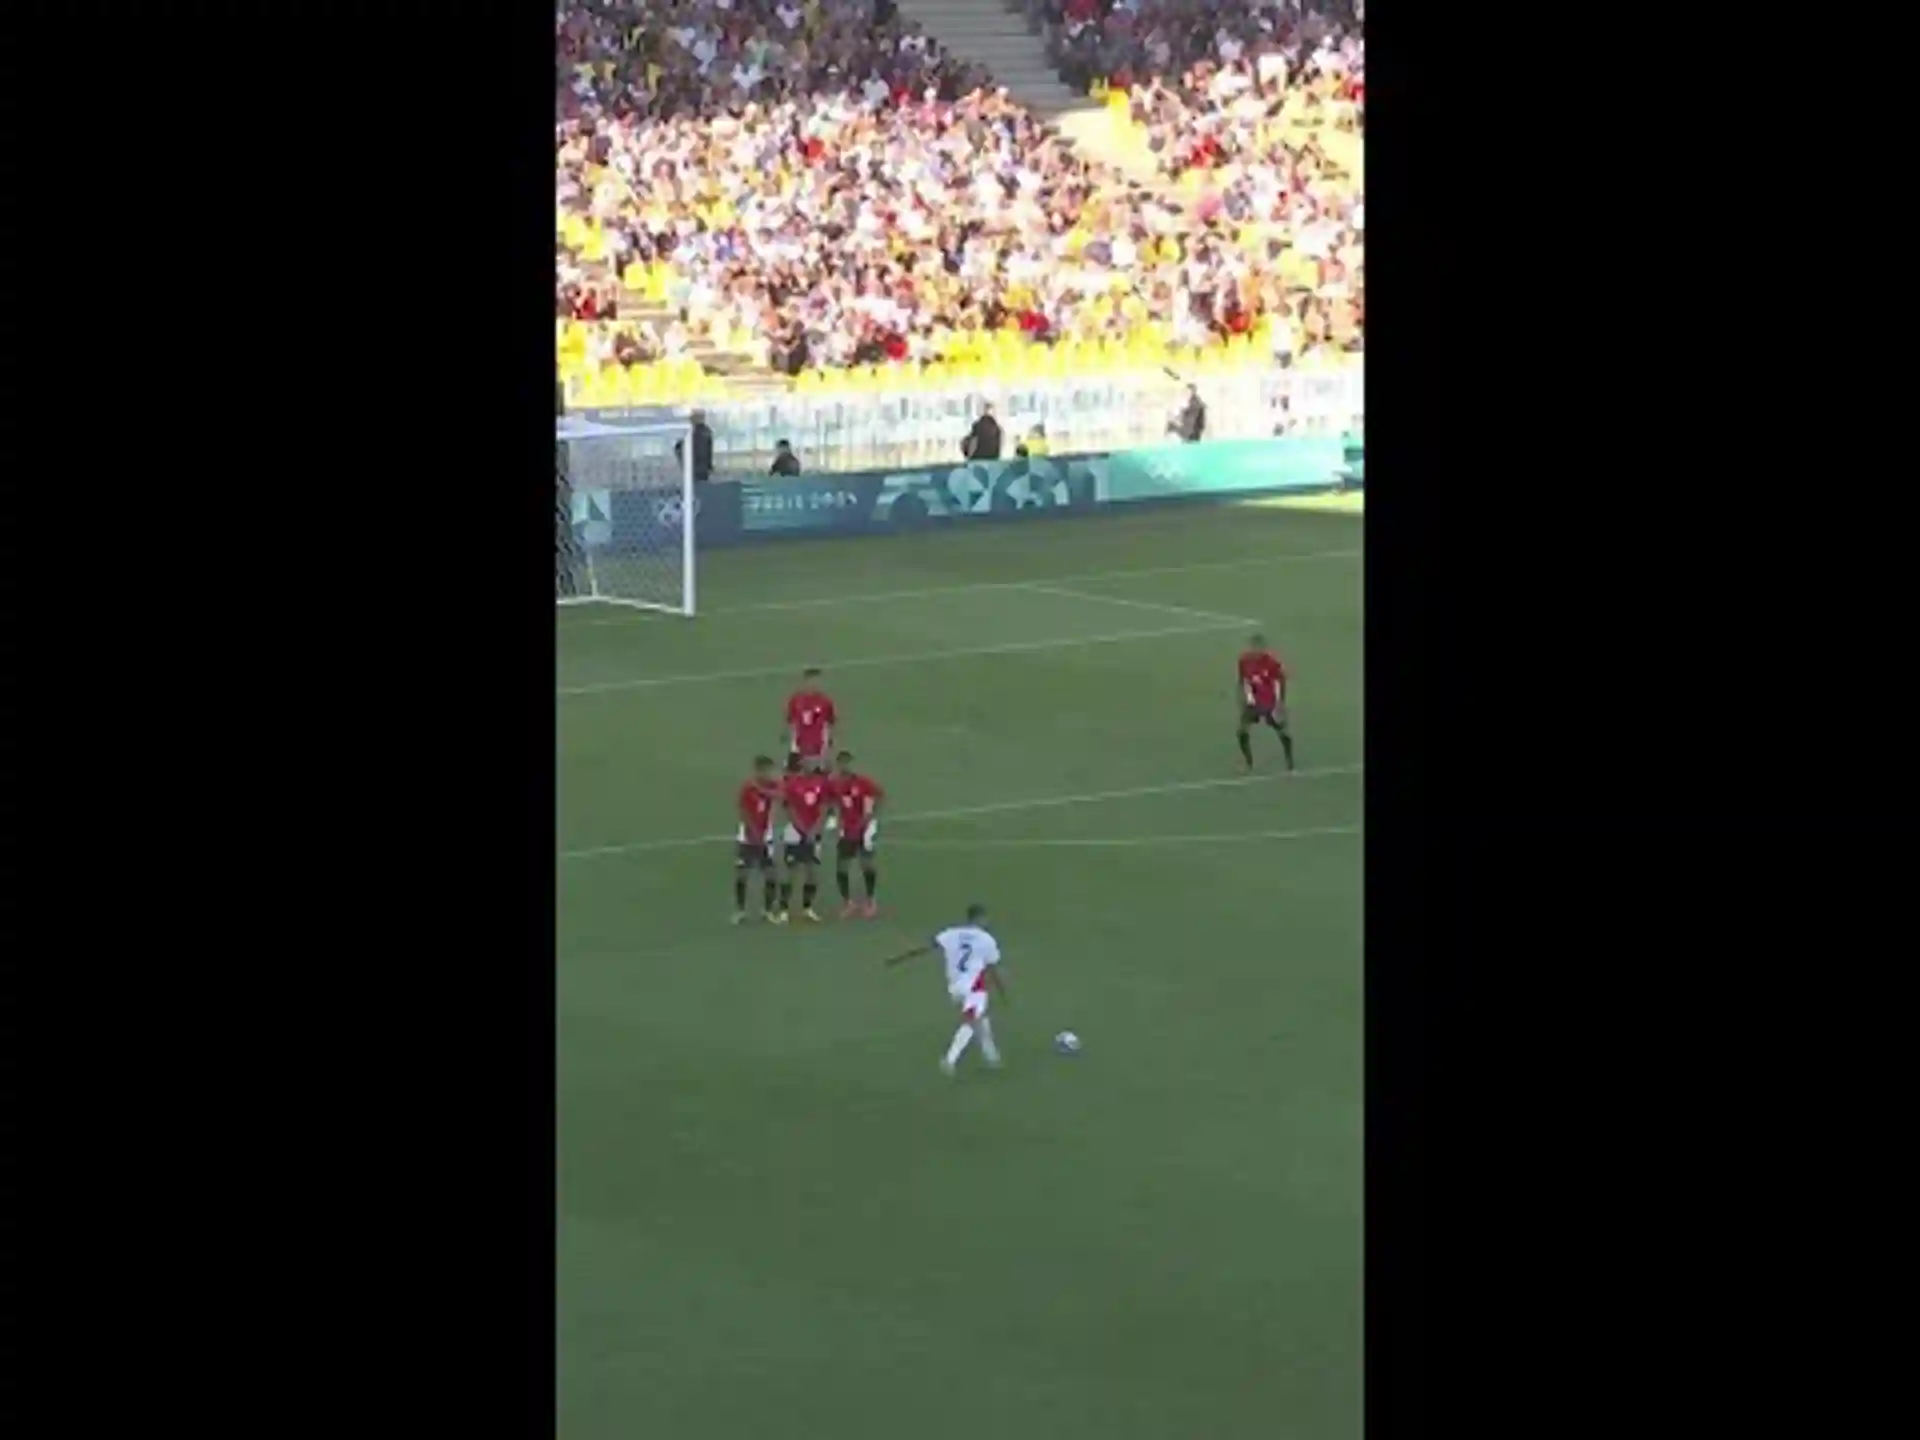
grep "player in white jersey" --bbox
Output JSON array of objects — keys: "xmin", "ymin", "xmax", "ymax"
[{"xmin": 883, "ymin": 902, "xmax": 1007, "ymax": 1075}]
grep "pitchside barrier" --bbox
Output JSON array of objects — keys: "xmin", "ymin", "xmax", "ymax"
[
  {"xmin": 564, "ymin": 432, "xmax": 1365, "ymax": 573},
  {"xmin": 573, "ymin": 364, "xmax": 1364, "ymax": 473}
]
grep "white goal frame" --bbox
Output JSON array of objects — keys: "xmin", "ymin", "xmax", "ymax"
[{"xmin": 555, "ymin": 415, "xmax": 696, "ymax": 617}]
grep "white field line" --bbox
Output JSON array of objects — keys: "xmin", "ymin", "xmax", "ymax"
[
  {"xmin": 1015, "ymin": 581, "xmax": 1255, "ymax": 628},
  {"xmin": 559, "ymin": 762, "xmax": 1363, "ymax": 861},
  {"xmin": 557, "ymin": 619, "xmax": 1242, "ymax": 696},
  {"xmin": 556, "ymin": 547, "xmax": 1361, "ymax": 628},
  {"xmin": 887, "ymin": 823, "xmax": 1361, "ymax": 850}
]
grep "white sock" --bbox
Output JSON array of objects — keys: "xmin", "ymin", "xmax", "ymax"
[
  {"xmin": 945, "ymin": 1024, "xmax": 975, "ymax": 1067},
  {"xmin": 976, "ymin": 1017, "xmax": 1001, "ymax": 1064}
]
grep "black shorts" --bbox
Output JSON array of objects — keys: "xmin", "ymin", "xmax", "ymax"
[
  {"xmin": 735, "ymin": 840, "xmax": 773, "ymax": 869},
  {"xmin": 837, "ymin": 834, "xmax": 876, "ymax": 862},
  {"xmin": 1241, "ymin": 702, "xmax": 1285, "ymax": 727},
  {"xmin": 784, "ymin": 836, "xmax": 821, "ymax": 866}
]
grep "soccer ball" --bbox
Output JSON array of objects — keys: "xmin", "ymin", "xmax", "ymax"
[{"xmin": 1053, "ymin": 1031, "xmax": 1082, "ymax": 1056}]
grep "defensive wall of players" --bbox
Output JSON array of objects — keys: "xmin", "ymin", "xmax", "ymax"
[{"xmin": 566, "ymin": 431, "xmax": 1365, "ymax": 554}]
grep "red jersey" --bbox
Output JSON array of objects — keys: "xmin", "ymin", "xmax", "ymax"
[
  {"xmin": 737, "ymin": 779, "xmax": 778, "ymax": 844},
  {"xmin": 785, "ymin": 688, "xmax": 837, "ymax": 756},
  {"xmin": 1238, "ymin": 649, "xmax": 1288, "ymax": 709},
  {"xmin": 782, "ymin": 771, "xmax": 834, "ymax": 835},
  {"xmin": 830, "ymin": 773, "xmax": 885, "ymax": 835}
]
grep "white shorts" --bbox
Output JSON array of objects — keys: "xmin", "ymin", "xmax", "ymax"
[{"xmin": 949, "ymin": 983, "xmax": 989, "ymax": 1021}]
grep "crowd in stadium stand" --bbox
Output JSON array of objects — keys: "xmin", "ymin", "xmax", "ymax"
[{"xmin": 555, "ymin": 0, "xmax": 1363, "ymax": 387}]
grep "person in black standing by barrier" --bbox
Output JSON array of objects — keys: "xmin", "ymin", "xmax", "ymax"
[
  {"xmin": 770, "ymin": 440, "xmax": 802, "ymax": 476},
  {"xmin": 674, "ymin": 409, "xmax": 715, "ymax": 484},
  {"xmin": 962, "ymin": 402, "xmax": 1002, "ymax": 461},
  {"xmin": 1168, "ymin": 383, "xmax": 1207, "ymax": 443}
]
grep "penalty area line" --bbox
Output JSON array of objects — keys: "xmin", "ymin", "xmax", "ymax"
[
  {"xmin": 556, "ymin": 547, "xmax": 1361, "ymax": 628},
  {"xmin": 1013, "ymin": 582, "xmax": 1256, "ymax": 628},
  {"xmin": 559, "ymin": 762, "xmax": 1364, "ymax": 861},
  {"xmin": 557, "ymin": 619, "xmax": 1243, "ymax": 696},
  {"xmin": 886, "ymin": 823, "xmax": 1361, "ymax": 850}
]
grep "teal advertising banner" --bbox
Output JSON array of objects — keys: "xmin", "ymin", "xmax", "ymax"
[
  {"xmin": 1102, "ymin": 436, "xmax": 1354, "ymax": 502},
  {"xmin": 718, "ymin": 434, "xmax": 1362, "ymax": 546}
]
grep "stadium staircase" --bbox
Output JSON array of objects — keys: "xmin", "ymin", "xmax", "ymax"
[
  {"xmin": 893, "ymin": 0, "xmax": 1086, "ymax": 118},
  {"xmin": 611, "ymin": 290, "xmax": 794, "ymax": 400}
]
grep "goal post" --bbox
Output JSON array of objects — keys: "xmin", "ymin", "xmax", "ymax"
[{"xmin": 555, "ymin": 415, "xmax": 696, "ymax": 616}]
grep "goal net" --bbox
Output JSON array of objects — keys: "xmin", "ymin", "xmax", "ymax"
[{"xmin": 555, "ymin": 416, "xmax": 696, "ymax": 616}]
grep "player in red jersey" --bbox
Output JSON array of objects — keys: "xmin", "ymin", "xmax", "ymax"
[
  {"xmin": 732, "ymin": 756, "xmax": 783, "ymax": 925},
  {"xmin": 783, "ymin": 667, "xmax": 837, "ymax": 775},
  {"xmin": 827, "ymin": 750, "xmax": 886, "ymax": 919},
  {"xmin": 774, "ymin": 764, "xmax": 835, "ymax": 923},
  {"xmin": 1236, "ymin": 632, "xmax": 1296, "ymax": 771}
]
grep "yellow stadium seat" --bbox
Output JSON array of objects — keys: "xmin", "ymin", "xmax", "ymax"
[
  {"xmin": 592, "ymin": 365, "xmax": 626, "ymax": 406},
  {"xmin": 647, "ymin": 364, "xmax": 683, "ymax": 401},
  {"xmin": 794, "ymin": 369, "xmax": 823, "ymax": 393},
  {"xmin": 620, "ymin": 261, "xmax": 646, "ymax": 291}
]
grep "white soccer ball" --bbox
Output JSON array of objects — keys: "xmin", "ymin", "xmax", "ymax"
[{"xmin": 1053, "ymin": 1031, "xmax": 1082, "ymax": 1056}]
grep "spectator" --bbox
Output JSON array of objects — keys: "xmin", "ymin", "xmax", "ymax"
[
  {"xmin": 1016, "ymin": 424, "xmax": 1051, "ymax": 459},
  {"xmin": 963, "ymin": 404, "xmax": 1003, "ymax": 461},
  {"xmin": 770, "ymin": 440, "xmax": 803, "ymax": 476},
  {"xmin": 554, "ymin": 0, "xmax": 1364, "ymax": 390},
  {"xmin": 1169, "ymin": 384, "xmax": 1207, "ymax": 442}
]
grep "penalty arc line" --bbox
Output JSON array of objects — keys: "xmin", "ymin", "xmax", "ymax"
[
  {"xmin": 557, "ymin": 619, "xmax": 1245, "ymax": 696},
  {"xmin": 558, "ymin": 762, "xmax": 1364, "ymax": 861},
  {"xmin": 556, "ymin": 547, "xmax": 1362, "ymax": 627}
]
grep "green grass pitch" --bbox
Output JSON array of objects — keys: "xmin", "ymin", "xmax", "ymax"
[{"xmin": 558, "ymin": 504, "xmax": 1363, "ymax": 1440}]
